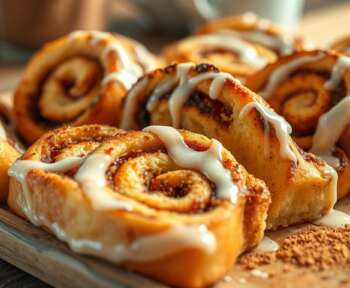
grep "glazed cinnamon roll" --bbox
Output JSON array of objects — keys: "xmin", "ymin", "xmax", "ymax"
[
  {"xmin": 120, "ymin": 62, "xmax": 336, "ymax": 230},
  {"xmin": 162, "ymin": 13, "xmax": 304, "ymax": 79},
  {"xmin": 14, "ymin": 31, "xmax": 158, "ymax": 144},
  {"xmin": 8, "ymin": 125, "xmax": 270, "ymax": 288},
  {"xmin": 246, "ymin": 50, "xmax": 350, "ymax": 198}
]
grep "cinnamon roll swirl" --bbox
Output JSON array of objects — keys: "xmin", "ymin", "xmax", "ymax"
[
  {"xmin": 120, "ymin": 62, "xmax": 336, "ymax": 230},
  {"xmin": 14, "ymin": 31, "xmax": 158, "ymax": 144},
  {"xmin": 8, "ymin": 124, "xmax": 270, "ymax": 287},
  {"xmin": 162, "ymin": 13, "xmax": 304, "ymax": 79},
  {"xmin": 246, "ymin": 50, "xmax": 350, "ymax": 198}
]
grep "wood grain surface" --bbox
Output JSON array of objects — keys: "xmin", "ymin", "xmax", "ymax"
[{"xmin": 0, "ymin": 196, "xmax": 349, "ymax": 288}]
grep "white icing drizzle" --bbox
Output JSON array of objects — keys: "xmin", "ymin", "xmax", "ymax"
[
  {"xmin": 310, "ymin": 97, "xmax": 350, "ymax": 168},
  {"xmin": 239, "ymin": 102, "xmax": 296, "ymax": 162},
  {"xmin": 8, "ymin": 157, "xmax": 85, "ymax": 224},
  {"xmin": 221, "ymin": 29, "xmax": 294, "ymax": 55},
  {"xmin": 68, "ymin": 30, "xmax": 155, "ymax": 90},
  {"xmin": 134, "ymin": 43, "xmax": 159, "ymax": 72},
  {"xmin": 188, "ymin": 32, "xmax": 267, "ymax": 69},
  {"xmin": 314, "ymin": 209, "xmax": 350, "ymax": 228},
  {"xmin": 120, "ymin": 77, "xmax": 150, "ymax": 130},
  {"xmin": 143, "ymin": 126, "xmax": 239, "ymax": 203},
  {"xmin": 254, "ymin": 236, "xmax": 279, "ymax": 252},
  {"xmin": 75, "ymin": 154, "xmax": 133, "ymax": 211},
  {"xmin": 50, "ymin": 222, "xmax": 216, "ymax": 262},
  {"xmin": 146, "ymin": 63, "xmax": 237, "ymax": 128},
  {"xmin": 259, "ymin": 53, "xmax": 324, "ymax": 99},
  {"xmin": 324, "ymin": 164, "xmax": 338, "ymax": 208},
  {"xmin": 101, "ymin": 43, "xmax": 143, "ymax": 89},
  {"xmin": 325, "ymin": 55, "xmax": 350, "ymax": 89},
  {"xmin": 250, "ymin": 269, "xmax": 269, "ymax": 279}
]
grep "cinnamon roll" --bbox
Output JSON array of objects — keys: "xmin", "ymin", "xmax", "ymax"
[
  {"xmin": 246, "ymin": 50, "xmax": 350, "ymax": 198},
  {"xmin": 14, "ymin": 31, "xmax": 159, "ymax": 144},
  {"xmin": 8, "ymin": 124, "xmax": 270, "ymax": 288},
  {"xmin": 162, "ymin": 13, "xmax": 304, "ymax": 79},
  {"xmin": 120, "ymin": 62, "xmax": 336, "ymax": 230}
]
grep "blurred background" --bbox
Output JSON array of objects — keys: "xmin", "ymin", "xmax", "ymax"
[{"xmin": 1, "ymin": 0, "xmax": 350, "ymax": 91}]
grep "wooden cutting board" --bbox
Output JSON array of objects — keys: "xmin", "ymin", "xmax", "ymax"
[{"xmin": 0, "ymin": 198, "xmax": 349, "ymax": 288}]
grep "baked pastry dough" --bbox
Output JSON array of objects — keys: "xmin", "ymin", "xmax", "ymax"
[
  {"xmin": 163, "ymin": 13, "xmax": 304, "ymax": 79},
  {"xmin": 120, "ymin": 62, "xmax": 337, "ymax": 230},
  {"xmin": 0, "ymin": 95, "xmax": 22, "ymax": 202},
  {"xmin": 13, "ymin": 31, "xmax": 158, "ymax": 144},
  {"xmin": 246, "ymin": 50, "xmax": 350, "ymax": 199},
  {"xmin": 8, "ymin": 124, "xmax": 270, "ymax": 288}
]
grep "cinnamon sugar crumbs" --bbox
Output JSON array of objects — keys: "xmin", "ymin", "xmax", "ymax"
[{"xmin": 239, "ymin": 225, "xmax": 350, "ymax": 271}]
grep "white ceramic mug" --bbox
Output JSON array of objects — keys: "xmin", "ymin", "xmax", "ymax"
[
  {"xmin": 131, "ymin": 0, "xmax": 305, "ymax": 32},
  {"xmin": 192, "ymin": 0, "xmax": 305, "ymax": 27}
]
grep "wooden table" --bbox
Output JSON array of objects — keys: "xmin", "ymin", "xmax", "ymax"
[{"xmin": 0, "ymin": 2, "xmax": 350, "ymax": 286}]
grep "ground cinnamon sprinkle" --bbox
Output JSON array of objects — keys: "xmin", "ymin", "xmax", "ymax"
[{"xmin": 239, "ymin": 225, "xmax": 350, "ymax": 270}]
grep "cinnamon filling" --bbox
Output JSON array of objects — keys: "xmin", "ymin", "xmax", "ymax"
[
  {"xmin": 105, "ymin": 149, "xmax": 218, "ymax": 213},
  {"xmin": 32, "ymin": 56, "xmax": 103, "ymax": 127}
]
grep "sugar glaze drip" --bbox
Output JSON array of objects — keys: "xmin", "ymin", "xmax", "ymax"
[
  {"xmin": 187, "ymin": 32, "xmax": 267, "ymax": 69},
  {"xmin": 220, "ymin": 29, "xmax": 294, "ymax": 55},
  {"xmin": 254, "ymin": 236, "xmax": 279, "ymax": 252},
  {"xmin": 325, "ymin": 55, "xmax": 350, "ymax": 89},
  {"xmin": 8, "ymin": 157, "xmax": 86, "ymax": 224},
  {"xmin": 69, "ymin": 30, "xmax": 155, "ymax": 90},
  {"xmin": 137, "ymin": 63, "xmax": 237, "ymax": 128},
  {"xmin": 239, "ymin": 102, "xmax": 296, "ymax": 162},
  {"xmin": 144, "ymin": 125, "xmax": 240, "ymax": 203},
  {"xmin": 49, "ymin": 221, "xmax": 216, "ymax": 262},
  {"xmin": 310, "ymin": 97, "xmax": 350, "ymax": 168},
  {"xmin": 314, "ymin": 209, "xmax": 350, "ymax": 228},
  {"xmin": 120, "ymin": 77, "xmax": 150, "ymax": 130}
]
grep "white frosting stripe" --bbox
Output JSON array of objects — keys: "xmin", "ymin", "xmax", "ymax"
[
  {"xmin": 219, "ymin": 29, "xmax": 294, "ymax": 55},
  {"xmin": 144, "ymin": 126, "xmax": 239, "ymax": 203},
  {"xmin": 259, "ymin": 53, "xmax": 324, "ymax": 99},
  {"xmin": 51, "ymin": 222, "xmax": 216, "ymax": 262},
  {"xmin": 189, "ymin": 32, "xmax": 267, "ymax": 69},
  {"xmin": 325, "ymin": 56, "xmax": 350, "ymax": 89},
  {"xmin": 120, "ymin": 78, "xmax": 150, "ymax": 130},
  {"xmin": 69, "ymin": 30, "xmax": 155, "ymax": 90},
  {"xmin": 310, "ymin": 97, "xmax": 350, "ymax": 168},
  {"xmin": 239, "ymin": 102, "xmax": 296, "ymax": 162},
  {"xmin": 254, "ymin": 236, "xmax": 279, "ymax": 252},
  {"xmin": 8, "ymin": 157, "xmax": 86, "ymax": 224},
  {"xmin": 75, "ymin": 154, "xmax": 132, "ymax": 211},
  {"xmin": 314, "ymin": 209, "xmax": 350, "ymax": 228},
  {"xmin": 144, "ymin": 63, "xmax": 237, "ymax": 128}
]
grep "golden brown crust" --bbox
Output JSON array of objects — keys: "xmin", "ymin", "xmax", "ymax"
[
  {"xmin": 246, "ymin": 49, "xmax": 350, "ymax": 198},
  {"xmin": 120, "ymin": 63, "xmax": 336, "ymax": 230},
  {"xmin": 8, "ymin": 124, "xmax": 270, "ymax": 288},
  {"xmin": 0, "ymin": 94, "xmax": 22, "ymax": 202},
  {"xmin": 14, "ymin": 31, "xmax": 158, "ymax": 144},
  {"xmin": 330, "ymin": 35, "xmax": 350, "ymax": 55},
  {"xmin": 162, "ymin": 14, "xmax": 304, "ymax": 79}
]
